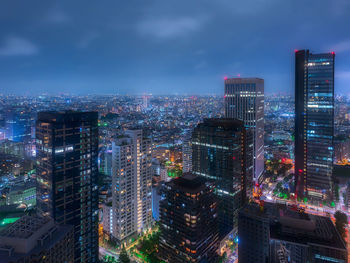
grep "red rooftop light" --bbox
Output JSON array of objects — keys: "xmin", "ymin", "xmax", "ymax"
[
  {"xmin": 294, "ymin": 49, "xmax": 299, "ymax": 53},
  {"xmin": 331, "ymin": 51, "xmax": 335, "ymax": 55},
  {"xmin": 224, "ymin": 76, "xmax": 228, "ymax": 80}
]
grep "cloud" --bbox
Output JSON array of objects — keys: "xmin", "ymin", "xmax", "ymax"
[
  {"xmin": 137, "ymin": 17, "xmax": 205, "ymax": 39},
  {"xmin": 194, "ymin": 61, "xmax": 208, "ymax": 70},
  {"xmin": 46, "ymin": 7, "xmax": 69, "ymax": 24},
  {"xmin": 0, "ymin": 37, "xmax": 38, "ymax": 56},
  {"xmin": 336, "ymin": 71, "xmax": 350, "ymax": 79},
  {"xmin": 329, "ymin": 0, "xmax": 350, "ymax": 16},
  {"xmin": 331, "ymin": 39, "xmax": 350, "ymax": 53},
  {"xmin": 215, "ymin": 0, "xmax": 279, "ymax": 15},
  {"xmin": 77, "ymin": 32, "xmax": 99, "ymax": 49}
]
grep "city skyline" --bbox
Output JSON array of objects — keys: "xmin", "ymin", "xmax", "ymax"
[
  {"xmin": 0, "ymin": 1, "xmax": 350, "ymax": 263},
  {"xmin": 0, "ymin": 1, "xmax": 349, "ymax": 95}
]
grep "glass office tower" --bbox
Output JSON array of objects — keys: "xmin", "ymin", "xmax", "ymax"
[
  {"xmin": 294, "ymin": 50, "xmax": 335, "ymax": 200},
  {"xmin": 224, "ymin": 78, "xmax": 264, "ymax": 181},
  {"xmin": 192, "ymin": 118, "xmax": 253, "ymax": 238},
  {"xmin": 36, "ymin": 111, "xmax": 99, "ymax": 263}
]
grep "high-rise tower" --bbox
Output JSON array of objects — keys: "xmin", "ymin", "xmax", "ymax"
[
  {"xmin": 224, "ymin": 78, "xmax": 264, "ymax": 181},
  {"xmin": 182, "ymin": 129, "xmax": 192, "ymax": 173},
  {"xmin": 36, "ymin": 111, "xmax": 99, "ymax": 263},
  {"xmin": 108, "ymin": 129, "xmax": 153, "ymax": 243},
  {"xmin": 192, "ymin": 118, "xmax": 253, "ymax": 237},
  {"xmin": 294, "ymin": 50, "xmax": 335, "ymax": 200},
  {"xmin": 159, "ymin": 174, "xmax": 219, "ymax": 263}
]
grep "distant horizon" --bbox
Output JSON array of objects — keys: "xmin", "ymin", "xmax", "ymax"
[
  {"xmin": 1, "ymin": 92, "xmax": 350, "ymax": 98},
  {"xmin": 0, "ymin": 71, "xmax": 349, "ymax": 96}
]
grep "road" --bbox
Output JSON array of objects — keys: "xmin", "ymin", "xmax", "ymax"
[{"xmin": 99, "ymin": 246, "xmax": 119, "ymax": 260}]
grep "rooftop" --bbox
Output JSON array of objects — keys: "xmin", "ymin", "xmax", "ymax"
[
  {"xmin": 0, "ymin": 215, "xmax": 50, "ymax": 239},
  {"xmin": 271, "ymin": 213, "xmax": 346, "ymax": 250},
  {"xmin": 9, "ymin": 180, "xmax": 36, "ymax": 192},
  {"xmin": 241, "ymin": 202, "xmax": 346, "ymax": 251},
  {"xmin": 37, "ymin": 111, "xmax": 98, "ymax": 123},
  {"xmin": 224, "ymin": 77, "xmax": 264, "ymax": 83},
  {"xmin": 169, "ymin": 173, "xmax": 207, "ymax": 193},
  {"xmin": 198, "ymin": 118, "xmax": 244, "ymax": 130}
]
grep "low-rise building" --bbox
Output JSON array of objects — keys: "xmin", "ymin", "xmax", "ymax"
[
  {"xmin": 238, "ymin": 202, "xmax": 347, "ymax": 263},
  {"xmin": 0, "ymin": 215, "xmax": 74, "ymax": 263},
  {"xmin": 6, "ymin": 181, "xmax": 36, "ymax": 207}
]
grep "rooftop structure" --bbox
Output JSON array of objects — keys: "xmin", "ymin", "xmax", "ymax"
[
  {"xmin": 238, "ymin": 202, "xmax": 347, "ymax": 263},
  {"xmin": 0, "ymin": 215, "xmax": 74, "ymax": 263}
]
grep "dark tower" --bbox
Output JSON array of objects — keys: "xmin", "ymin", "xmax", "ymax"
[
  {"xmin": 192, "ymin": 118, "xmax": 253, "ymax": 238},
  {"xmin": 159, "ymin": 174, "xmax": 219, "ymax": 263},
  {"xmin": 36, "ymin": 111, "xmax": 99, "ymax": 263}
]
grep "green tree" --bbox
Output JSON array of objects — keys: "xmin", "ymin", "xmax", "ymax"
[
  {"xmin": 334, "ymin": 210, "xmax": 348, "ymax": 240},
  {"xmin": 335, "ymin": 184, "xmax": 340, "ymax": 201},
  {"xmin": 119, "ymin": 246, "xmax": 130, "ymax": 263}
]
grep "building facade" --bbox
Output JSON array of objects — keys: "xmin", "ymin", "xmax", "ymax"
[
  {"xmin": 224, "ymin": 78, "xmax": 264, "ymax": 181},
  {"xmin": 6, "ymin": 181, "xmax": 36, "ymax": 208},
  {"xmin": 192, "ymin": 118, "xmax": 253, "ymax": 237},
  {"xmin": 109, "ymin": 130, "xmax": 153, "ymax": 243},
  {"xmin": 102, "ymin": 202, "xmax": 113, "ymax": 236},
  {"xmin": 294, "ymin": 50, "xmax": 335, "ymax": 200},
  {"xmin": 3, "ymin": 107, "xmax": 32, "ymax": 143},
  {"xmin": 159, "ymin": 174, "xmax": 219, "ymax": 263},
  {"xmin": 182, "ymin": 129, "xmax": 192, "ymax": 173},
  {"xmin": 36, "ymin": 111, "xmax": 99, "ymax": 263}
]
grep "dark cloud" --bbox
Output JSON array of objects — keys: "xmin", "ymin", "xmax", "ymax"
[{"xmin": 0, "ymin": 0, "xmax": 349, "ymax": 95}]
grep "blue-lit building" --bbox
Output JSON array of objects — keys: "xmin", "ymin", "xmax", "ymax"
[
  {"xmin": 36, "ymin": 111, "xmax": 99, "ymax": 263},
  {"xmin": 151, "ymin": 182, "xmax": 163, "ymax": 221},
  {"xmin": 294, "ymin": 50, "xmax": 335, "ymax": 200},
  {"xmin": 3, "ymin": 108, "xmax": 32, "ymax": 143}
]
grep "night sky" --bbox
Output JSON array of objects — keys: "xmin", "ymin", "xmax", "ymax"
[{"xmin": 0, "ymin": 0, "xmax": 349, "ymax": 95}]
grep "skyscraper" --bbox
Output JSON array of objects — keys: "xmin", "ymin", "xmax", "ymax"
[
  {"xmin": 182, "ymin": 129, "xmax": 192, "ymax": 173},
  {"xmin": 192, "ymin": 118, "xmax": 253, "ymax": 237},
  {"xmin": 224, "ymin": 78, "xmax": 264, "ymax": 181},
  {"xmin": 294, "ymin": 50, "xmax": 335, "ymax": 200},
  {"xmin": 36, "ymin": 111, "xmax": 99, "ymax": 263},
  {"xmin": 159, "ymin": 174, "xmax": 219, "ymax": 263},
  {"xmin": 108, "ymin": 129, "xmax": 153, "ymax": 243}
]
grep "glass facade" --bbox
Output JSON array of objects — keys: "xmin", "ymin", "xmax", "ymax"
[
  {"xmin": 4, "ymin": 107, "xmax": 32, "ymax": 142},
  {"xmin": 224, "ymin": 78, "xmax": 264, "ymax": 181},
  {"xmin": 36, "ymin": 111, "xmax": 99, "ymax": 263},
  {"xmin": 192, "ymin": 118, "xmax": 253, "ymax": 237},
  {"xmin": 295, "ymin": 50, "xmax": 335, "ymax": 200}
]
